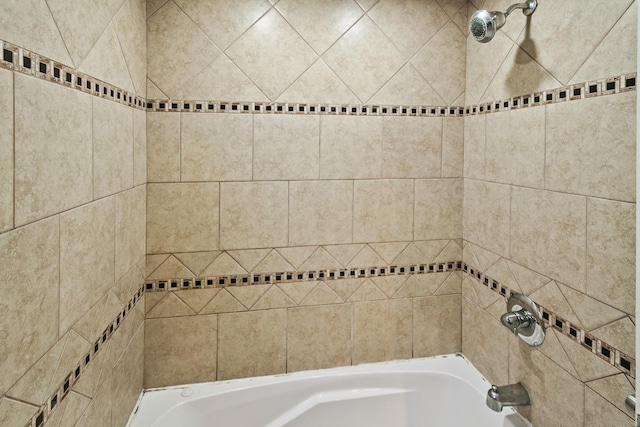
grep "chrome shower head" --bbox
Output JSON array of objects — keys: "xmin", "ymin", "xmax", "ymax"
[{"xmin": 469, "ymin": 0, "xmax": 537, "ymax": 43}]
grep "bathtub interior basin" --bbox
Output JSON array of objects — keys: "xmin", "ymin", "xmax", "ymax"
[{"xmin": 127, "ymin": 354, "xmax": 532, "ymax": 427}]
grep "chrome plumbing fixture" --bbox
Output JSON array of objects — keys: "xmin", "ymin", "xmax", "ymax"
[
  {"xmin": 469, "ymin": 0, "xmax": 537, "ymax": 43},
  {"xmin": 500, "ymin": 293, "xmax": 545, "ymax": 346},
  {"xmin": 486, "ymin": 383, "xmax": 531, "ymax": 412}
]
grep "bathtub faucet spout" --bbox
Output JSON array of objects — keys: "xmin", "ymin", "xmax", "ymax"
[{"xmin": 486, "ymin": 383, "xmax": 530, "ymax": 412}]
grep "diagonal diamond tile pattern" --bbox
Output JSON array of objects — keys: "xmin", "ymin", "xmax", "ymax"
[
  {"xmin": 323, "ymin": 16, "xmax": 405, "ymax": 103},
  {"xmin": 226, "ymin": 9, "xmax": 318, "ymax": 100}
]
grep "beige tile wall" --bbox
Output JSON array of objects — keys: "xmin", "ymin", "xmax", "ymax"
[
  {"xmin": 463, "ymin": 1, "xmax": 636, "ymax": 425},
  {"xmin": 0, "ymin": 1, "xmax": 147, "ymax": 426},
  {"xmin": 146, "ymin": 0, "xmax": 468, "ymax": 105}
]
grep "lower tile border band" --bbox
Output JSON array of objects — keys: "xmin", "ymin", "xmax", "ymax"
[
  {"xmin": 462, "ymin": 263, "xmax": 635, "ymax": 379},
  {"xmin": 146, "ymin": 259, "xmax": 635, "ymax": 379},
  {"xmin": 23, "ymin": 285, "xmax": 145, "ymax": 427}
]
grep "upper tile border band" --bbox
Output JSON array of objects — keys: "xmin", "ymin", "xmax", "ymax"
[
  {"xmin": 1, "ymin": 39, "xmax": 635, "ymax": 116},
  {"xmin": 0, "ymin": 40, "xmax": 146, "ymax": 110}
]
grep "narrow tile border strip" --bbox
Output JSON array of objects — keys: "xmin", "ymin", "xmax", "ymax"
[
  {"xmin": 2, "ymin": 39, "xmax": 635, "ymax": 118},
  {"xmin": 462, "ymin": 263, "xmax": 636, "ymax": 379},
  {"xmin": 24, "ymin": 285, "xmax": 145, "ymax": 427},
  {"xmin": 1, "ymin": 40, "xmax": 146, "ymax": 111},
  {"xmin": 144, "ymin": 260, "xmax": 463, "ymax": 292},
  {"xmin": 146, "ymin": 73, "xmax": 636, "ymax": 116}
]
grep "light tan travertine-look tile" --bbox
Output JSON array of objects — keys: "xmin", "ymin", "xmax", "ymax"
[
  {"xmin": 218, "ymin": 310, "xmax": 287, "ymax": 380},
  {"xmin": 0, "ymin": 69, "xmax": 13, "ymax": 233},
  {"xmin": 14, "ymin": 74, "xmax": 92, "ymax": 226},
  {"xmin": 59, "ymin": 198, "xmax": 115, "ymax": 335},
  {"xmin": 254, "ymin": 115, "xmax": 320, "ymax": 180},
  {"xmin": 465, "ymin": 30, "xmax": 512, "ymax": 102},
  {"xmin": 226, "ymin": 9, "xmax": 318, "ymax": 100},
  {"xmin": 382, "ymin": 116, "xmax": 442, "ymax": 179},
  {"xmin": 587, "ymin": 198, "xmax": 635, "ymax": 315},
  {"xmin": 147, "ymin": 0, "xmax": 221, "ymax": 98},
  {"xmin": 176, "ymin": 54, "xmax": 269, "ymax": 102},
  {"xmin": 592, "ymin": 317, "xmax": 635, "ymax": 359},
  {"xmin": 287, "ymin": 305, "xmax": 351, "ymax": 372},
  {"xmin": 587, "ymin": 374, "xmax": 636, "ymax": 417},
  {"xmin": 276, "ymin": 0, "xmax": 363, "ymax": 54},
  {"xmin": 45, "ymin": 392, "xmax": 90, "ymax": 427},
  {"xmin": 516, "ymin": 0, "xmax": 633, "ymax": 84},
  {"xmin": 353, "ymin": 179, "xmax": 413, "ymax": 243},
  {"xmin": 320, "ymin": 115, "xmax": 382, "ymax": 179},
  {"xmin": 570, "ymin": 1, "xmax": 637, "ymax": 84},
  {"xmin": 442, "ymin": 118, "xmax": 463, "ymax": 178},
  {"xmin": 220, "ymin": 181, "xmax": 288, "ymax": 250},
  {"xmin": 181, "ymin": 113, "xmax": 252, "ymax": 181},
  {"xmin": 485, "ymin": 107, "xmax": 545, "ymax": 188},
  {"xmin": 353, "ymin": 299, "xmax": 412, "ymax": 364},
  {"xmin": 369, "ymin": 0, "xmax": 449, "ymax": 59},
  {"xmin": 323, "ymin": 16, "xmax": 405, "ymax": 103},
  {"xmin": 145, "ymin": 315, "xmax": 217, "ymax": 388},
  {"xmin": 481, "ymin": 45, "xmax": 561, "ymax": 103},
  {"xmin": 78, "ymin": 22, "xmax": 135, "ymax": 93},
  {"xmin": 7, "ymin": 330, "xmax": 90, "ymax": 406},
  {"xmin": 174, "ymin": 0, "xmax": 270, "ymax": 51},
  {"xmin": 0, "ymin": 398, "xmax": 38, "ymax": 427},
  {"xmin": 546, "ymin": 92, "xmax": 636, "ymax": 202},
  {"xmin": 0, "ymin": 217, "xmax": 59, "ymax": 397},
  {"xmin": 0, "ymin": 0, "xmax": 72, "ymax": 65},
  {"xmin": 46, "ymin": 0, "xmax": 111, "ymax": 66},
  {"xmin": 147, "ymin": 112, "xmax": 180, "ymax": 182},
  {"xmin": 463, "ymin": 114, "xmax": 485, "ymax": 180},
  {"xmin": 510, "ymin": 187, "xmax": 587, "ymax": 292},
  {"xmin": 93, "ymin": 96, "xmax": 134, "ymax": 199},
  {"xmin": 411, "ymin": 21, "xmax": 466, "ymax": 104},
  {"xmin": 414, "ymin": 295, "xmax": 461, "ymax": 357},
  {"xmin": 147, "ymin": 0, "xmax": 168, "ymax": 17},
  {"xmin": 289, "ymin": 180, "xmax": 353, "ymax": 246},
  {"xmin": 585, "ymin": 387, "xmax": 633, "ymax": 426},
  {"xmin": 462, "ymin": 297, "xmax": 508, "ymax": 385},
  {"xmin": 276, "ymin": 59, "xmax": 360, "ymax": 104},
  {"xmin": 509, "ymin": 341, "xmax": 584, "ymax": 427},
  {"xmin": 76, "ymin": 377, "xmax": 112, "ymax": 427},
  {"xmin": 369, "ymin": 64, "xmax": 445, "ymax": 106},
  {"xmin": 133, "ymin": 109, "xmax": 147, "ymax": 186},
  {"xmin": 463, "ymin": 179, "xmax": 509, "ymax": 256},
  {"xmin": 147, "ymin": 183, "xmax": 219, "ymax": 253},
  {"xmin": 414, "ymin": 179, "xmax": 462, "ymax": 240},
  {"xmin": 111, "ymin": 325, "xmax": 144, "ymax": 427},
  {"xmin": 113, "ymin": 0, "xmax": 147, "ymax": 93},
  {"xmin": 115, "ymin": 186, "xmax": 146, "ymax": 281}
]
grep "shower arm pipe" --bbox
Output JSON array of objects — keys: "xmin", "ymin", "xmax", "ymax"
[{"xmin": 504, "ymin": 0, "xmax": 537, "ymax": 17}]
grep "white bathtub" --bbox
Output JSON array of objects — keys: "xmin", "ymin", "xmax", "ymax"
[{"xmin": 127, "ymin": 354, "xmax": 531, "ymax": 427}]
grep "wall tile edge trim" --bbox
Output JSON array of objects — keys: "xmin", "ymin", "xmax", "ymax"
[
  {"xmin": 21, "ymin": 285, "xmax": 145, "ymax": 427},
  {"xmin": 462, "ymin": 262, "xmax": 635, "ymax": 380},
  {"xmin": 1, "ymin": 40, "xmax": 635, "ymax": 117}
]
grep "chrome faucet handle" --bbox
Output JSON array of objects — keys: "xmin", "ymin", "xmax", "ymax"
[{"xmin": 501, "ymin": 294, "xmax": 546, "ymax": 346}]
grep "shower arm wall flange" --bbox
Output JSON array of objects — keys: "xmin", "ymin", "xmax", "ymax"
[{"xmin": 505, "ymin": 0, "xmax": 537, "ymax": 18}]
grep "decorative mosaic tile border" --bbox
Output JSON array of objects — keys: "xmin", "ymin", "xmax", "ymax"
[
  {"xmin": 2, "ymin": 40, "xmax": 635, "ymax": 118},
  {"xmin": 145, "ymin": 73, "xmax": 636, "ymax": 116},
  {"xmin": 24, "ymin": 286, "xmax": 145, "ymax": 427},
  {"xmin": 462, "ymin": 263, "xmax": 636, "ymax": 379},
  {"xmin": 0, "ymin": 40, "xmax": 146, "ymax": 110},
  {"xmin": 143, "ymin": 260, "xmax": 464, "ymax": 292}
]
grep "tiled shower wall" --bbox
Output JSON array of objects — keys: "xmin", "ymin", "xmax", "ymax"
[
  {"xmin": 0, "ymin": 1, "xmax": 147, "ymax": 426},
  {"xmin": 144, "ymin": 0, "xmax": 468, "ymax": 388},
  {"xmin": 462, "ymin": 0, "xmax": 637, "ymax": 426}
]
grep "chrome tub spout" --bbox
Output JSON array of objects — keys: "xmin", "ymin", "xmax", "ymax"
[{"xmin": 486, "ymin": 383, "xmax": 530, "ymax": 412}]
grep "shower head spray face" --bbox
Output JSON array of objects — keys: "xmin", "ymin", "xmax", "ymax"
[
  {"xmin": 469, "ymin": 9, "xmax": 504, "ymax": 43},
  {"xmin": 469, "ymin": 0, "xmax": 537, "ymax": 43}
]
